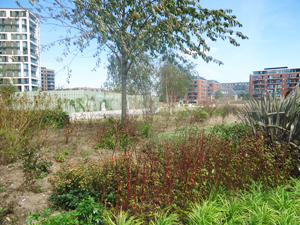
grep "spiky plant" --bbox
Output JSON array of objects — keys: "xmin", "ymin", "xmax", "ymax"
[
  {"xmin": 149, "ymin": 209, "xmax": 180, "ymax": 225},
  {"xmin": 238, "ymin": 85, "xmax": 300, "ymax": 145},
  {"xmin": 103, "ymin": 211, "xmax": 142, "ymax": 225}
]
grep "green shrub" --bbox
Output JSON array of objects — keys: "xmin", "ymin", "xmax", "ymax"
[
  {"xmin": 22, "ymin": 146, "xmax": 52, "ymax": 179},
  {"xmin": 27, "ymin": 198, "xmax": 104, "ymax": 224},
  {"xmin": 95, "ymin": 117, "xmax": 153, "ymax": 150},
  {"xmin": 49, "ymin": 163, "xmax": 100, "ymax": 209},
  {"xmin": 139, "ymin": 118, "xmax": 153, "ymax": 138},
  {"xmin": 0, "ymin": 92, "xmax": 66, "ymax": 164},
  {"xmin": 212, "ymin": 122, "xmax": 249, "ymax": 145}
]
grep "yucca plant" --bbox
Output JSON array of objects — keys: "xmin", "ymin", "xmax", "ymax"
[{"xmin": 238, "ymin": 85, "xmax": 300, "ymax": 145}]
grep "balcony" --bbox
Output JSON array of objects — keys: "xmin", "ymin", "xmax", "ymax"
[
  {"xmin": 30, "ymin": 52, "xmax": 38, "ymax": 58},
  {"xmin": 30, "ymin": 37, "xmax": 37, "ymax": 44}
]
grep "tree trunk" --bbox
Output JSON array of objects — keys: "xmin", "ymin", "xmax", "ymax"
[{"xmin": 121, "ymin": 60, "xmax": 127, "ymax": 124}]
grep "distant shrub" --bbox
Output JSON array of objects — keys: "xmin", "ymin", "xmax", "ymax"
[
  {"xmin": 95, "ymin": 117, "xmax": 153, "ymax": 150},
  {"xmin": 213, "ymin": 104, "xmax": 240, "ymax": 118}
]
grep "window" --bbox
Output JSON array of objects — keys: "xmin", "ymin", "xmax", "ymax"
[
  {"xmin": 276, "ymin": 89, "xmax": 282, "ymax": 93},
  {"xmin": 286, "ymin": 84, "xmax": 292, "ymax": 88},
  {"xmin": 253, "ymin": 90, "xmax": 259, "ymax": 94},
  {"xmin": 0, "ymin": 34, "xmax": 6, "ymax": 40},
  {"xmin": 276, "ymin": 80, "xmax": 282, "ymax": 83},
  {"xmin": 253, "ymin": 76, "xmax": 259, "ymax": 80},
  {"xmin": 0, "ymin": 11, "xmax": 6, "ymax": 17},
  {"xmin": 194, "ymin": 89, "xmax": 197, "ymax": 92},
  {"xmin": 253, "ymin": 81, "xmax": 259, "ymax": 84},
  {"xmin": 32, "ymin": 79, "xmax": 38, "ymax": 85},
  {"xmin": 276, "ymin": 75, "xmax": 282, "ymax": 78},
  {"xmin": 268, "ymin": 75, "xmax": 274, "ymax": 79},
  {"xmin": 267, "ymin": 85, "xmax": 274, "ymax": 88},
  {"xmin": 22, "ymin": 34, "xmax": 27, "ymax": 39},
  {"xmin": 22, "ymin": 25, "xmax": 27, "ymax": 32},
  {"xmin": 276, "ymin": 85, "xmax": 282, "ymax": 88},
  {"xmin": 286, "ymin": 74, "xmax": 292, "ymax": 78},
  {"xmin": 261, "ymin": 76, "xmax": 265, "ymax": 79},
  {"xmin": 286, "ymin": 79, "xmax": 292, "ymax": 83},
  {"xmin": 25, "ymin": 86, "xmax": 29, "ymax": 91},
  {"xmin": 22, "ymin": 19, "xmax": 27, "ymax": 25}
]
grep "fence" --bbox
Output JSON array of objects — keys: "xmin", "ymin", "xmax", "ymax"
[{"xmin": 18, "ymin": 90, "xmax": 159, "ymax": 113}]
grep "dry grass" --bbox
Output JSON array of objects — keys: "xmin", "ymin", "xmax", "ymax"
[{"xmin": 202, "ymin": 114, "xmax": 241, "ymax": 127}]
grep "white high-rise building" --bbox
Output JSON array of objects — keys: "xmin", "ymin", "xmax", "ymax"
[{"xmin": 0, "ymin": 8, "xmax": 40, "ymax": 92}]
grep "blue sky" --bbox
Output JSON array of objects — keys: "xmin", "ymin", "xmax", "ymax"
[{"xmin": 2, "ymin": 0, "xmax": 300, "ymax": 88}]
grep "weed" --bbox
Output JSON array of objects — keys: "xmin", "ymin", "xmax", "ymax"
[{"xmin": 55, "ymin": 153, "xmax": 66, "ymax": 163}]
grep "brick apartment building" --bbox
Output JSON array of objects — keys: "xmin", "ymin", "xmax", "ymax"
[
  {"xmin": 178, "ymin": 77, "xmax": 220, "ymax": 103},
  {"xmin": 184, "ymin": 76, "xmax": 208, "ymax": 103},
  {"xmin": 249, "ymin": 67, "xmax": 300, "ymax": 99},
  {"xmin": 41, "ymin": 67, "xmax": 55, "ymax": 91},
  {"xmin": 207, "ymin": 80, "xmax": 220, "ymax": 96}
]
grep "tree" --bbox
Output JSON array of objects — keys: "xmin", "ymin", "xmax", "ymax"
[
  {"xmin": 22, "ymin": 0, "xmax": 248, "ymax": 123},
  {"xmin": 215, "ymin": 90, "xmax": 223, "ymax": 100},
  {"xmin": 156, "ymin": 58, "xmax": 195, "ymax": 114}
]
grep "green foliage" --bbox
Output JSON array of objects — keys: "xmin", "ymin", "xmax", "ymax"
[
  {"xmin": 55, "ymin": 153, "xmax": 66, "ymax": 163},
  {"xmin": 27, "ymin": 198, "xmax": 104, "ymax": 225},
  {"xmin": 212, "ymin": 123, "xmax": 249, "ymax": 144},
  {"xmin": 95, "ymin": 117, "xmax": 153, "ymax": 150},
  {"xmin": 139, "ymin": 118, "xmax": 153, "ymax": 138},
  {"xmin": 149, "ymin": 209, "xmax": 180, "ymax": 225},
  {"xmin": 190, "ymin": 108, "xmax": 208, "ymax": 123},
  {"xmin": 95, "ymin": 118, "xmax": 136, "ymax": 150},
  {"xmin": 22, "ymin": 146, "xmax": 52, "ymax": 179},
  {"xmin": 40, "ymin": 109, "xmax": 69, "ymax": 129},
  {"xmin": 239, "ymin": 86, "xmax": 300, "ymax": 145},
  {"xmin": 103, "ymin": 210, "xmax": 142, "ymax": 225},
  {"xmin": 0, "ymin": 92, "xmax": 67, "ymax": 164},
  {"xmin": 215, "ymin": 90, "xmax": 224, "ymax": 100},
  {"xmin": 49, "ymin": 163, "xmax": 100, "ymax": 209},
  {"xmin": 213, "ymin": 104, "xmax": 240, "ymax": 118}
]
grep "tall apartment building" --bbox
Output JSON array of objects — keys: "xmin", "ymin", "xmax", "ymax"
[
  {"xmin": 41, "ymin": 67, "xmax": 55, "ymax": 91},
  {"xmin": 249, "ymin": 67, "xmax": 300, "ymax": 99},
  {"xmin": 0, "ymin": 8, "xmax": 40, "ymax": 92},
  {"xmin": 220, "ymin": 82, "xmax": 249, "ymax": 93},
  {"xmin": 207, "ymin": 80, "xmax": 220, "ymax": 96}
]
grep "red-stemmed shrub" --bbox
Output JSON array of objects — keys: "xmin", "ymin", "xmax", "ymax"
[{"xmin": 51, "ymin": 130, "xmax": 293, "ymax": 215}]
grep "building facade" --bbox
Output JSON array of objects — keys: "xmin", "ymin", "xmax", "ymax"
[
  {"xmin": 207, "ymin": 80, "xmax": 220, "ymax": 96},
  {"xmin": 220, "ymin": 82, "xmax": 249, "ymax": 92},
  {"xmin": 249, "ymin": 67, "xmax": 300, "ymax": 99},
  {"xmin": 0, "ymin": 8, "xmax": 40, "ymax": 92},
  {"xmin": 41, "ymin": 67, "xmax": 55, "ymax": 91}
]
